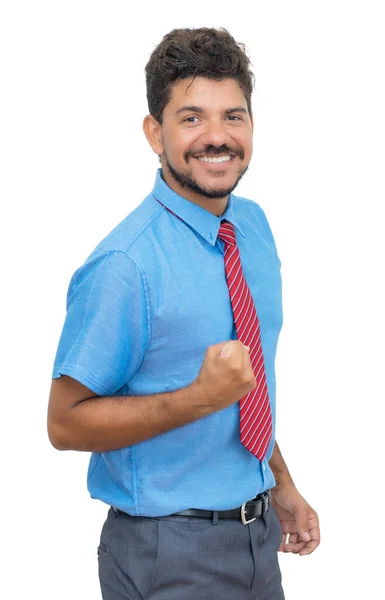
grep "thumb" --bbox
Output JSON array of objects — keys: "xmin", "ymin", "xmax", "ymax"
[
  {"xmin": 219, "ymin": 343, "xmax": 232, "ymax": 358},
  {"xmin": 296, "ymin": 510, "xmax": 311, "ymax": 543}
]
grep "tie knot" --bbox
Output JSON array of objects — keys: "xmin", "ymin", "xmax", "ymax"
[{"xmin": 217, "ymin": 221, "xmax": 237, "ymax": 246}]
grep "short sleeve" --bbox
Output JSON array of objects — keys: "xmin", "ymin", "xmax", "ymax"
[{"xmin": 52, "ymin": 250, "xmax": 149, "ymax": 395}]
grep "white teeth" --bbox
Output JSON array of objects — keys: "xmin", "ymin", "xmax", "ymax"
[{"xmin": 198, "ymin": 155, "xmax": 232, "ymax": 163}]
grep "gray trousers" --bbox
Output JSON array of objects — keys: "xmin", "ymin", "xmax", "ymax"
[{"xmin": 98, "ymin": 505, "xmax": 285, "ymax": 600}]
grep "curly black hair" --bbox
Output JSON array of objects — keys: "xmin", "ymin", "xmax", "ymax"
[{"xmin": 145, "ymin": 27, "xmax": 254, "ymax": 123}]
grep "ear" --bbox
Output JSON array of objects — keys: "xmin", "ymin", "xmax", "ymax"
[
  {"xmin": 143, "ymin": 115, "xmax": 163, "ymax": 155},
  {"xmin": 249, "ymin": 111, "xmax": 254, "ymax": 133}
]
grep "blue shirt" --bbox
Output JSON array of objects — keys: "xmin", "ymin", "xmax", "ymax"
[{"xmin": 52, "ymin": 169, "xmax": 283, "ymax": 516}]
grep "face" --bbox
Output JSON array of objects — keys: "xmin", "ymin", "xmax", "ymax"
[{"xmin": 144, "ymin": 77, "xmax": 253, "ymax": 209}]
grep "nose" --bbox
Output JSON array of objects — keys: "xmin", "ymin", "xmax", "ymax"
[{"xmin": 199, "ymin": 118, "xmax": 232, "ymax": 148}]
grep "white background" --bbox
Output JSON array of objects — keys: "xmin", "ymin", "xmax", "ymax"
[{"xmin": 1, "ymin": 1, "xmax": 384, "ymax": 598}]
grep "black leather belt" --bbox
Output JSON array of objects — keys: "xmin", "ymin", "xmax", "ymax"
[
  {"xmin": 112, "ymin": 490, "xmax": 270, "ymax": 526},
  {"xmin": 172, "ymin": 490, "xmax": 271, "ymax": 524}
]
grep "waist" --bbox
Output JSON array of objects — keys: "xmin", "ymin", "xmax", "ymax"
[
  {"xmin": 88, "ymin": 427, "xmax": 276, "ymax": 515},
  {"xmin": 112, "ymin": 490, "xmax": 271, "ymax": 525}
]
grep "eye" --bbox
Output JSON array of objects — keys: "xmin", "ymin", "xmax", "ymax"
[
  {"xmin": 226, "ymin": 115, "xmax": 242, "ymax": 121},
  {"xmin": 183, "ymin": 116, "xmax": 199, "ymax": 123}
]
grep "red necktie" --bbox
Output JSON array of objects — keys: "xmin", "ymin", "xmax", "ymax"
[{"xmin": 218, "ymin": 220, "xmax": 272, "ymax": 461}]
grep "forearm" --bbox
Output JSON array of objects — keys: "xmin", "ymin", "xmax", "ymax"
[
  {"xmin": 50, "ymin": 380, "xmax": 210, "ymax": 452},
  {"xmin": 269, "ymin": 441, "xmax": 294, "ymax": 487}
]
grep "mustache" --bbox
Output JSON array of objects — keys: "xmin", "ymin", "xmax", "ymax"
[{"xmin": 185, "ymin": 144, "xmax": 244, "ymax": 161}]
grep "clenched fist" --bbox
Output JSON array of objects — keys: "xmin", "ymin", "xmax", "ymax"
[{"xmin": 193, "ymin": 340, "xmax": 256, "ymax": 413}]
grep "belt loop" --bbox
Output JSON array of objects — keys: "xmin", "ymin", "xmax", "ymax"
[{"xmin": 212, "ymin": 510, "xmax": 219, "ymax": 526}]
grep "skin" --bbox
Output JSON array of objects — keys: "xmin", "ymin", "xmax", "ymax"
[
  {"xmin": 143, "ymin": 77, "xmax": 253, "ymax": 216},
  {"xmin": 270, "ymin": 442, "xmax": 320, "ymax": 556},
  {"xmin": 49, "ymin": 76, "xmax": 320, "ymax": 557}
]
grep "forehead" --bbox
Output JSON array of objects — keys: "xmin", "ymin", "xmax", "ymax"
[{"xmin": 165, "ymin": 77, "xmax": 248, "ymax": 113}]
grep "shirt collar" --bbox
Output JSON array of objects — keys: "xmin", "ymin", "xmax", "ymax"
[{"xmin": 151, "ymin": 169, "xmax": 245, "ymax": 247}]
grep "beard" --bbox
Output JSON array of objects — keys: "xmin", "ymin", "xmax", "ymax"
[{"xmin": 163, "ymin": 145, "xmax": 249, "ymax": 200}]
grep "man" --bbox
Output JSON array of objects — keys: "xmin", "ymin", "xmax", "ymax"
[{"xmin": 48, "ymin": 27, "xmax": 320, "ymax": 599}]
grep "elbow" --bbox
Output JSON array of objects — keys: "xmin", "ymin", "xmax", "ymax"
[
  {"xmin": 47, "ymin": 418, "xmax": 94, "ymax": 452},
  {"xmin": 47, "ymin": 420, "xmax": 72, "ymax": 451}
]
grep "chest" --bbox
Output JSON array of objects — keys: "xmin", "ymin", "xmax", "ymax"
[{"xmin": 144, "ymin": 235, "xmax": 282, "ymax": 364}]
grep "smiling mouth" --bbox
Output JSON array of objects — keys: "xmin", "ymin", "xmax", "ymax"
[{"xmin": 196, "ymin": 154, "xmax": 233, "ymax": 164}]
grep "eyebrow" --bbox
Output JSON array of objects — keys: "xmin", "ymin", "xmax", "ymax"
[
  {"xmin": 175, "ymin": 105, "xmax": 248, "ymax": 115},
  {"xmin": 224, "ymin": 107, "xmax": 248, "ymax": 114},
  {"xmin": 175, "ymin": 106, "xmax": 203, "ymax": 115}
]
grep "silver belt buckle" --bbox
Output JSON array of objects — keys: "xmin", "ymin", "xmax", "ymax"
[{"xmin": 240, "ymin": 501, "xmax": 257, "ymax": 525}]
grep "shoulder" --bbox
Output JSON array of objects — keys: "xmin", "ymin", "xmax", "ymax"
[
  {"xmin": 66, "ymin": 194, "xmax": 164, "ymax": 297},
  {"xmin": 232, "ymin": 193, "xmax": 274, "ymax": 231},
  {"xmin": 70, "ymin": 193, "xmax": 164, "ymax": 281},
  {"xmin": 232, "ymin": 193, "xmax": 280, "ymax": 258},
  {"xmin": 87, "ymin": 193, "xmax": 163, "ymax": 259}
]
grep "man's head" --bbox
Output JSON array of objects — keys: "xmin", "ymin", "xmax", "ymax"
[{"xmin": 143, "ymin": 28, "xmax": 255, "ymax": 208}]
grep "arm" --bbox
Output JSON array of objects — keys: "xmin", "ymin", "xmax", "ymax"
[
  {"xmin": 269, "ymin": 440, "xmax": 320, "ymax": 555},
  {"xmin": 268, "ymin": 441, "xmax": 294, "ymax": 486},
  {"xmin": 48, "ymin": 250, "xmax": 196, "ymax": 452},
  {"xmin": 49, "ymin": 250, "xmax": 257, "ymax": 453},
  {"xmin": 48, "ymin": 340, "xmax": 255, "ymax": 453},
  {"xmin": 47, "ymin": 375, "xmax": 208, "ymax": 452}
]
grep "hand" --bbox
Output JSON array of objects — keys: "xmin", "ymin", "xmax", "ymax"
[
  {"xmin": 271, "ymin": 482, "xmax": 320, "ymax": 556},
  {"xmin": 193, "ymin": 340, "xmax": 256, "ymax": 412}
]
